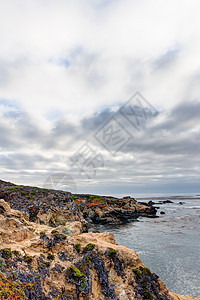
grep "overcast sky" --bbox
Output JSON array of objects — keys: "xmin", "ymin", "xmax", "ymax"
[{"xmin": 0, "ymin": 0, "xmax": 200, "ymax": 196}]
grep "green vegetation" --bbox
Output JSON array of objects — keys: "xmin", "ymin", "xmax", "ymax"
[
  {"xmin": 50, "ymin": 230, "xmax": 66, "ymax": 240},
  {"xmin": 7, "ymin": 185, "xmax": 25, "ymax": 191},
  {"xmin": 140, "ymin": 266, "xmax": 151, "ymax": 276},
  {"xmin": 47, "ymin": 253, "xmax": 55, "ymax": 260},
  {"xmin": 13, "ymin": 250, "xmax": 19, "ymax": 256},
  {"xmin": 51, "ymin": 230, "xmax": 60, "ymax": 238},
  {"xmin": 0, "ymin": 273, "xmax": 36, "ymax": 299},
  {"xmin": 142, "ymin": 282, "xmax": 147, "ymax": 288},
  {"xmin": 40, "ymin": 261, "xmax": 51, "ymax": 268},
  {"xmin": 144, "ymin": 289, "xmax": 153, "ymax": 300},
  {"xmin": 66, "ymin": 266, "xmax": 86, "ymax": 289},
  {"xmin": 6, "ymin": 185, "xmax": 48, "ymax": 198},
  {"xmin": 20, "ymin": 191, "xmax": 27, "ymax": 196},
  {"xmin": 87, "ymin": 195, "xmax": 94, "ymax": 202},
  {"xmin": 86, "ymin": 256, "xmax": 92, "ymax": 263},
  {"xmin": 31, "ymin": 189, "xmax": 37, "ymax": 196},
  {"xmin": 0, "ymin": 259, "xmax": 4, "ymax": 271},
  {"xmin": 37, "ymin": 188, "xmax": 48, "ymax": 193},
  {"xmin": 40, "ymin": 231, "xmax": 46, "ymax": 238},
  {"xmin": 0, "ymin": 248, "xmax": 12, "ymax": 259},
  {"xmin": 61, "ymin": 234, "xmax": 67, "ymax": 240},
  {"xmin": 83, "ymin": 243, "xmax": 95, "ymax": 252},
  {"xmin": 74, "ymin": 243, "xmax": 81, "ymax": 253},
  {"xmin": 26, "ymin": 256, "xmax": 33, "ymax": 264},
  {"xmin": 132, "ymin": 269, "xmax": 141, "ymax": 281},
  {"xmin": 45, "ymin": 261, "xmax": 51, "ymax": 267},
  {"xmin": 67, "ymin": 266, "xmax": 83, "ymax": 279},
  {"xmin": 107, "ymin": 248, "xmax": 116, "ymax": 258}
]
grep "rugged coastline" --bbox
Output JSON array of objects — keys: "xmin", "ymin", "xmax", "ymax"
[
  {"xmin": 0, "ymin": 179, "xmax": 198, "ymax": 299},
  {"xmin": 0, "ymin": 180, "xmax": 157, "ymax": 229}
]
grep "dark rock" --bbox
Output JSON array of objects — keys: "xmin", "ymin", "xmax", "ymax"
[
  {"xmin": 162, "ymin": 200, "xmax": 173, "ymax": 204},
  {"xmin": 148, "ymin": 200, "xmax": 156, "ymax": 205},
  {"xmin": 0, "ymin": 179, "xmax": 158, "ymax": 229}
]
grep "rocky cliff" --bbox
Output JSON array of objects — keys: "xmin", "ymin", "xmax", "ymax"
[
  {"xmin": 0, "ymin": 179, "xmax": 198, "ymax": 300},
  {"xmin": 0, "ymin": 180, "xmax": 157, "ymax": 229}
]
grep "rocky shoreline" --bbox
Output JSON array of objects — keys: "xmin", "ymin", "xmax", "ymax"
[
  {"xmin": 0, "ymin": 180, "xmax": 157, "ymax": 229},
  {"xmin": 0, "ymin": 179, "xmax": 198, "ymax": 300}
]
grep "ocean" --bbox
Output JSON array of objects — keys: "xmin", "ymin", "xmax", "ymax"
[{"xmin": 91, "ymin": 194, "xmax": 200, "ymax": 297}]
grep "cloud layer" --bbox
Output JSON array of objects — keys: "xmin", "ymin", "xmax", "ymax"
[{"xmin": 0, "ymin": 0, "xmax": 200, "ymax": 194}]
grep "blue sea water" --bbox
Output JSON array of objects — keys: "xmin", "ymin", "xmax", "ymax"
[{"xmin": 91, "ymin": 194, "xmax": 200, "ymax": 297}]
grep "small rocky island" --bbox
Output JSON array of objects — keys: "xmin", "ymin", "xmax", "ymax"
[{"xmin": 0, "ymin": 179, "xmax": 198, "ymax": 299}]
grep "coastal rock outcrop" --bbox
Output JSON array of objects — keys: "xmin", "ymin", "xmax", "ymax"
[
  {"xmin": 73, "ymin": 194, "xmax": 157, "ymax": 224},
  {"xmin": 0, "ymin": 200, "xmax": 170, "ymax": 299},
  {"xmin": 0, "ymin": 180, "xmax": 157, "ymax": 228},
  {"xmin": 169, "ymin": 293, "xmax": 199, "ymax": 300},
  {"xmin": 0, "ymin": 180, "xmax": 198, "ymax": 300}
]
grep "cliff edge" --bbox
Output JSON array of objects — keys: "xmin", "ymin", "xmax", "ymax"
[
  {"xmin": 0, "ymin": 179, "xmax": 198, "ymax": 299},
  {"xmin": 0, "ymin": 196, "xmax": 198, "ymax": 299}
]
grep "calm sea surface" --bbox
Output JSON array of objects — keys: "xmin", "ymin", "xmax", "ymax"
[{"xmin": 91, "ymin": 194, "xmax": 200, "ymax": 297}]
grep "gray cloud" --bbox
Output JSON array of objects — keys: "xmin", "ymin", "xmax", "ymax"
[
  {"xmin": 153, "ymin": 49, "xmax": 180, "ymax": 71},
  {"xmin": 0, "ymin": 0, "xmax": 200, "ymax": 194}
]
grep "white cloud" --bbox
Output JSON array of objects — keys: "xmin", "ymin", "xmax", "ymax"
[{"xmin": 0, "ymin": 0, "xmax": 200, "ymax": 193}]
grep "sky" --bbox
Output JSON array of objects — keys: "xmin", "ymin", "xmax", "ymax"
[{"xmin": 0, "ymin": 0, "xmax": 200, "ymax": 196}]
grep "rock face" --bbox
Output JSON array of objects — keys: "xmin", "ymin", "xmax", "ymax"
[
  {"xmin": 73, "ymin": 194, "xmax": 157, "ymax": 224},
  {"xmin": 0, "ymin": 180, "xmax": 157, "ymax": 228},
  {"xmin": 0, "ymin": 180, "xmax": 198, "ymax": 300},
  {"xmin": 0, "ymin": 199, "xmax": 169, "ymax": 299},
  {"xmin": 0, "ymin": 198, "xmax": 197, "ymax": 299},
  {"xmin": 169, "ymin": 293, "xmax": 199, "ymax": 300}
]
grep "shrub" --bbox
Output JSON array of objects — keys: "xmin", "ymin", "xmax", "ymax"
[
  {"xmin": 0, "ymin": 248, "xmax": 12, "ymax": 259},
  {"xmin": 47, "ymin": 253, "xmax": 55, "ymax": 260},
  {"xmin": 74, "ymin": 243, "xmax": 81, "ymax": 253},
  {"xmin": 61, "ymin": 234, "xmax": 66, "ymax": 240},
  {"xmin": 45, "ymin": 261, "xmax": 51, "ymax": 267},
  {"xmin": 132, "ymin": 269, "xmax": 141, "ymax": 281},
  {"xmin": 107, "ymin": 248, "xmax": 116, "ymax": 258},
  {"xmin": 26, "ymin": 256, "xmax": 33, "ymax": 264},
  {"xmin": 67, "ymin": 266, "xmax": 86, "ymax": 281},
  {"xmin": 0, "ymin": 273, "xmax": 36, "ymax": 299},
  {"xmin": 83, "ymin": 243, "xmax": 95, "ymax": 252},
  {"xmin": 140, "ymin": 266, "xmax": 151, "ymax": 276},
  {"xmin": 7, "ymin": 185, "xmax": 25, "ymax": 191},
  {"xmin": 86, "ymin": 256, "xmax": 92, "ymax": 263},
  {"xmin": 144, "ymin": 289, "xmax": 153, "ymax": 300},
  {"xmin": 40, "ymin": 232, "xmax": 46, "ymax": 238},
  {"xmin": 51, "ymin": 230, "xmax": 60, "ymax": 238}
]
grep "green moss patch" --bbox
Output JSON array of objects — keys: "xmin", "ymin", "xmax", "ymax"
[
  {"xmin": 0, "ymin": 248, "xmax": 12, "ymax": 260},
  {"xmin": 132, "ymin": 268, "xmax": 141, "ymax": 281},
  {"xmin": 107, "ymin": 248, "xmax": 116, "ymax": 258},
  {"xmin": 66, "ymin": 266, "xmax": 86, "ymax": 290},
  {"xmin": 47, "ymin": 253, "xmax": 55, "ymax": 260},
  {"xmin": 144, "ymin": 289, "xmax": 153, "ymax": 299},
  {"xmin": 74, "ymin": 243, "xmax": 81, "ymax": 253},
  {"xmin": 140, "ymin": 266, "xmax": 151, "ymax": 276},
  {"xmin": 83, "ymin": 243, "xmax": 95, "ymax": 252}
]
